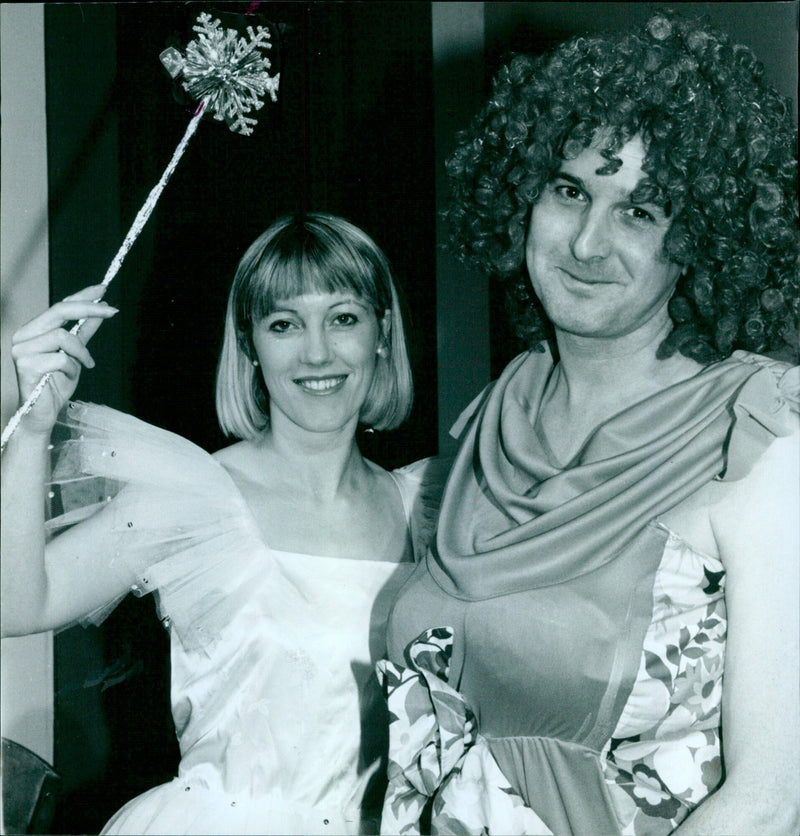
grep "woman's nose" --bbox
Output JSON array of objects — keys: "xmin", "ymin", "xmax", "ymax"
[
  {"xmin": 301, "ymin": 325, "xmax": 334, "ymax": 365},
  {"xmin": 570, "ymin": 208, "xmax": 611, "ymax": 262}
]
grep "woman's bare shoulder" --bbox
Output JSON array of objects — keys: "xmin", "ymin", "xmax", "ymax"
[{"xmin": 212, "ymin": 438, "xmax": 262, "ymax": 470}]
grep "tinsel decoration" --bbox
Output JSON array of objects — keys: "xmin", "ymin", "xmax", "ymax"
[
  {"xmin": 1, "ymin": 14, "xmax": 280, "ymax": 453},
  {"xmin": 160, "ymin": 12, "xmax": 280, "ymax": 136}
]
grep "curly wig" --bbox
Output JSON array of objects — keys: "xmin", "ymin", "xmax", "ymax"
[{"xmin": 444, "ymin": 11, "xmax": 799, "ymax": 363}]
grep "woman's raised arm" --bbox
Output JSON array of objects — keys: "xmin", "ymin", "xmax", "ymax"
[{"xmin": 1, "ymin": 286, "xmax": 126, "ymax": 636}]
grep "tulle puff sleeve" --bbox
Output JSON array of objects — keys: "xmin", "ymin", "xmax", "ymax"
[
  {"xmin": 392, "ymin": 456, "xmax": 453, "ymax": 561},
  {"xmin": 46, "ymin": 402, "xmax": 269, "ymax": 651}
]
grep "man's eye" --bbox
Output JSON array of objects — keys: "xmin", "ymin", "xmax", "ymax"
[
  {"xmin": 623, "ymin": 206, "xmax": 656, "ymax": 223},
  {"xmin": 554, "ymin": 184, "xmax": 585, "ymax": 201}
]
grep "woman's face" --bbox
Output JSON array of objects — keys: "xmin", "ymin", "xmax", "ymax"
[
  {"xmin": 525, "ymin": 134, "xmax": 682, "ymax": 346},
  {"xmin": 251, "ymin": 291, "xmax": 389, "ymax": 436}
]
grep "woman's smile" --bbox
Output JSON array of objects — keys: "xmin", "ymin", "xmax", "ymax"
[
  {"xmin": 294, "ymin": 374, "xmax": 348, "ymax": 394},
  {"xmin": 250, "ymin": 291, "xmax": 389, "ymax": 434}
]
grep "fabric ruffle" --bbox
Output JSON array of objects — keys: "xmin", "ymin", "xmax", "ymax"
[
  {"xmin": 101, "ymin": 774, "xmax": 363, "ymax": 835},
  {"xmin": 45, "ymin": 402, "xmax": 449, "ymax": 651},
  {"xmin": 46, "ymin": 401, "xmax": 272, "ymax": 651},
  {"xmin": 376, "ymin": 626, "xmax": 477, "ymax": 834},
  {"xmin": 377, "ymin": 628, "xmax": 552, "ymax": 835},
  {"xmin": 392, "ymin": 456, "xmax": 453, "ymax": 562}
]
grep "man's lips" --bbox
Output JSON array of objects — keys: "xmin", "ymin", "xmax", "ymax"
[{"xmin": 558, "ymin": 267, "xmax": 616, "ymax": 285}]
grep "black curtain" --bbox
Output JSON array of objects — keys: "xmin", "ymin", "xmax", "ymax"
[{"xmin": 45, "ymin": 3, "xmax": 436, "ymax": 831}]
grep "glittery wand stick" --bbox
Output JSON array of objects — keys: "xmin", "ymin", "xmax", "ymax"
[{"xmin": 1, "ymin": 13, "xmax": 279, "ymax": 453}]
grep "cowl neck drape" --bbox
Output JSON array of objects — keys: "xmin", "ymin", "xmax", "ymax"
[{"xmin": 428, "ymin": 347, "xmax": 791, "ymax": 600}]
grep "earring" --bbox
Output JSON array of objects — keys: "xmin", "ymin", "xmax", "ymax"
[
  {"xmin": 251, "ymin": 359, "xmax": 259, "ymax": 367},
  {"xmin": 377, "ymin": 345, "xmax": 388, "ymax": 358}
]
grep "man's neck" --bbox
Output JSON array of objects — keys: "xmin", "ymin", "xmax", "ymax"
[
  {"xmin": 552, "ymin": 314, "xmax": 698, "ymax": 407},
  {"xmin": 539, "ymin": 318, "xmax": 702, "ymax": 462}
]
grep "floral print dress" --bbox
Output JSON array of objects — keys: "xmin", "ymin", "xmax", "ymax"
[
  {"xmin": 378, "ymin": 524, "xmax": 727, "ymax": 836},
  {"xmin": 379, "ymin": 350, "xmax": 798, "ymax": 835}
]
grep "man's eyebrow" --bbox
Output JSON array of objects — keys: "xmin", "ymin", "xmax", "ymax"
[{"xmin": 552, "ymin": 172, "xmax": 584, "ymax": 188}]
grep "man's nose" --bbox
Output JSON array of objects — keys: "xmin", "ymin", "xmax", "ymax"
[{"xmin": 570, "ymin": 208, "xmax": 612, "ymax": 261}]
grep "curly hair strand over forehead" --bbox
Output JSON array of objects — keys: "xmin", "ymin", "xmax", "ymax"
[{"xmin": 445, "ymin": 10, "xmax": 799, "ymax": 364}]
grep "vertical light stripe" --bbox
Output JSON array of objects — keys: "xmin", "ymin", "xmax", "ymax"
[{"xmin": 1, "ymin": 2, "xmax": 55, "ymax": 765}]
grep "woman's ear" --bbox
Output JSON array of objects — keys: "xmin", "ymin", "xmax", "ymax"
[
  {"xmin": 238, "ymin": 329, "xmax": 257, "ymax": 362},
  {"xmin": 379, "ymin": 309, "xmax": 392, "ymax": 346}
]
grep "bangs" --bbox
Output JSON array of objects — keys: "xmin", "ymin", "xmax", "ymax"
[
  {"xmin": 219, "ymin": 211, "xmax": 413, "ymax": 436},
  {"xmin": 239, "ymin": 219, "xmax": 383, "ymax": 327}
]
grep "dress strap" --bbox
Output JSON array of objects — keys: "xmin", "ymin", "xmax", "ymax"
[
  {"xmin": 390, "ymin": 457, "xmax": 452, "ymax": 562},
  {"xmin": 723, "ymin": 356, "xmax": 799, "ymax": 481}
]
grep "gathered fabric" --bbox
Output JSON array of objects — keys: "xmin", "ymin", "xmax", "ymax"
[
  {"xmin": 46, "ymin": 402, "xmax": 447, "ymax": 835},
  {"xmin": 383, "ymin": 349, "xmax": 798, "ymax": 835},
  {"xmin": 429, "ymin": 348, "xmax": 797, "ymax": 600}
]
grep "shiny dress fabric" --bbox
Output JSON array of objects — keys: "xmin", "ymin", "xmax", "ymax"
[
  {"xmin": 46, "ymin": 403, "xmax": 444, "ymax": 835},
  {"xmin": 382, "ymin": 349, "xmax": 798, "ymax": 835}
]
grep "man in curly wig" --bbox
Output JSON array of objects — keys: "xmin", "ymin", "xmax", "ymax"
[{"xmin": 378, "ymin": 11, "xmax": 799, "ymax": 835}]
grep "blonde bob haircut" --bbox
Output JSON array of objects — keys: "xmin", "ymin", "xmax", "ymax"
[{"xmin": 215, "ymin": 213, "xmax": 414, "ymax": 439}]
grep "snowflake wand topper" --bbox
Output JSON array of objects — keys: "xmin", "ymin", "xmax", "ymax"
[
  {"xmin": 161, "ymin": 12, "xmax": 280, "ymax": 136},
  {"xmin": 1, "ymin": 13, "xmax": 280, "ymax": 453}
]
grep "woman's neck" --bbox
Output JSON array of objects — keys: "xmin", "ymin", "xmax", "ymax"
[{"xmin": 260, "ymin": 417, "xmax": 369, "ymax": 503}]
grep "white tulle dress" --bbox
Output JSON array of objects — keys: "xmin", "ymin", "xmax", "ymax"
[{"xmin": 46, "ymin": 402, "xmax": 444, "ymax": 835}]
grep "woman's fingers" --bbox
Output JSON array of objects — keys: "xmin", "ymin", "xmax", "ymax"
[
  {"xmin": 17, "ymin": 350, "xmax": 82, "ymax": 383},
  {"xmin": 62, "ymin": 284, "xmax": 108, "ymax": 303},
  {"xmin": 73, "ymin": 311, "xmax": 109, "ymax": 345},
  {"xmin": 12, "ymin": 329, "xmax": 89, "ymax": 411},
  {"xmin": 13, "ymin": 301, "xmax": 118, "ymax": 345},
  {"xmin": 12, "ymin": 328, "xmax": 98, "ymax": 371},
  {"xmin": 10, "ymin": 285, "xmax": 119, "ymax": 407},
  {"xmin": 6, "ymin": 285, "xmax": 118, "ymax": 429}
]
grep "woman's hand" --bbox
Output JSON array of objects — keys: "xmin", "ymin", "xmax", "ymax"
[{"xmin": 10, "ymin": 284, "xmax": 118, "ymax": 434}]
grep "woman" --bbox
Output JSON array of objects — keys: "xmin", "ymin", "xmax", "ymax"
[
  {"xmin": 2, "ymin": 213, "xmax": 443, "ymax": 834},
  {"xmin": 378, "ymin": 12, "xmax": 799, "ymax": 835}
]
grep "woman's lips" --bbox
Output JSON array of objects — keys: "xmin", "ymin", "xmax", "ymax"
[{"xmin": 294, "ymin": 375, "xmax": 348, "ymax": 393}]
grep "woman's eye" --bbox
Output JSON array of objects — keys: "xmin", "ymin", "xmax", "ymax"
[
  {"xmin": 268, "ymin": 319, "xmax": 295, "ymax": 333},
  {"xmin": 332, "ymin": 312, "xmax": 358, "ymax": 327}
]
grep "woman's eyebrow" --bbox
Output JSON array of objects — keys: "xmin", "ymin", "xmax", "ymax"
[{"xmin": 329, "ymin": 297, "xmax": 370, "ymax": 310}]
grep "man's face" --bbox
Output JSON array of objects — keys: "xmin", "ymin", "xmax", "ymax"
[{"xmin": 525, "ymin": 134, "xmax": 682, "ymax": 344}]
